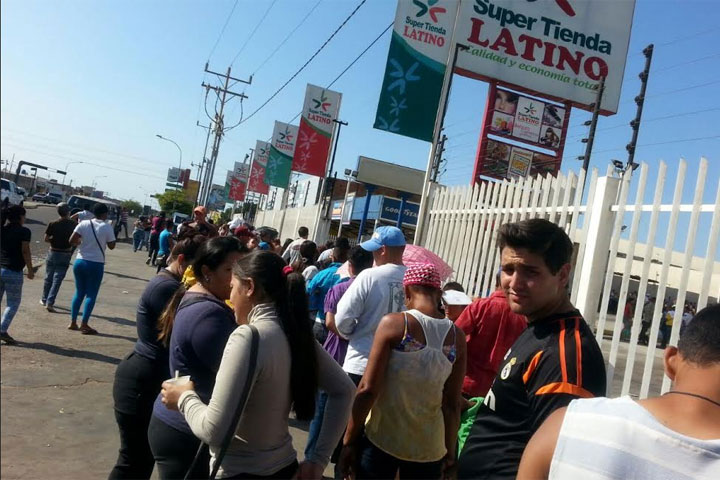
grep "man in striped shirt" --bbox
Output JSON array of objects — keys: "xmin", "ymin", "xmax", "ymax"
[
  {"xmin": 457, "ymin": 219, "xmax": 606, "ymax": 480},
  {"xmin": 518, "ymin": 303, "xmax": 720, "ymax": 479}
]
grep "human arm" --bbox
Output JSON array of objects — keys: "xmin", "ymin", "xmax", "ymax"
[
  {"xmin": 325, "ymin": 312, "xmax": 339, "ymax": 336},
  {"xmin": 441, "ymin": 326, "xmax": 467, "ymax": 478},
  {"xmin": 104, "ymin": 223, "xmax": 117, "ymax": 250},
  {"xmin": 339, "ymin": 314, "xmax": 402, "ymax": 479},
  {"xmin": 334, "ymin": 275, "xmax": 369, "ymax": 339},
  {"xmin": 44, "ymin": 223, "xmax": 53, "ymax": 244},
  {"xmin": 21, "ymin": 239, "xmax": 34, "ymax": 279},
  {"xmin": 304, "ymin": 343, "xmax": 355, "ymax": 469},
  {"xmin": 517, "ymin": 407, "xmax": 565, "ymax": 480}
]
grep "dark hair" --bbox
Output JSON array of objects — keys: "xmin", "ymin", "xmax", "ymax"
[
  {"xmin": 678, "ymin": 304, "xmax": 720, "ymax": 365},
  {"xmin": 158, "ymin": 236, "xmax": 247, "ymax": 346},
  {"xmin": 298, "ymin": 226, "xmax": 309, "ymax": 237},
  {"xmin": 234, "ymin": 251, "xmax": 317, "ymax": 419},
  {"xmin": 443, "ymin": 281, "xmax": 465, "ymax": 293},
  {"xmin": 169, "ymin": 234, "xmax": 206, "ymax": 262},
  {"xmin": 281, "ymin": 238, "xmax": 293, "ymax": 252},
  {"xmin": 1, "ymin": 204, "xmax": 26, "ymax": 225},
  {"xmin": 92, "ymin": 202, "xmax": 109, "ymax": 217},
  {"xmin": 159, "ymin": 211, "xmax": 166, "ymax": 218},
  {"xmin": 348, "ymin": 245, "xmax": 373, "ymax": 274},
  {"xmin": 335, "ymin": 237, "xmax": 350, "ymax": 250},
  {"xmin": 165, "ymin": 221, "xmax": 174, "ymax": 230},
  {"xmin": 57, "ymin": 204, "xmax": 70, "ymax": 217},
  {"xmin": 324, "ymin": 240, "xmax": 335, "ymax": 249},
  {"xmin": 292, "ymin": 240, "xmax": 318, "ymax": 273},
  {"xmin": 497, "ymin": 218, "xmax": 573, "ymax": 274}
]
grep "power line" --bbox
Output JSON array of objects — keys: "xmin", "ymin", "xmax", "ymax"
[
  {"xmin": 240, "ymin": 0, "xmax": 368, "ymax": 125},
  {"xmin": 230, "ymin": 0, "xmax": 279, "ymax": 67},
  {"xmin": 252, "ymin": 0, "xmax": 323, "ymax": 75},
  {"xmin": 652, "ymin": 53, "xmax": 720, "ymax": 73},
  {"xmin": 207, "ymin": 0, "xmax": 239, "ymax": 62}
]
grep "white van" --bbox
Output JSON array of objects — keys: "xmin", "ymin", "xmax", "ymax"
[{"xmin": 1, "ymin": 179, "xmax": 24, "ymax": 206}]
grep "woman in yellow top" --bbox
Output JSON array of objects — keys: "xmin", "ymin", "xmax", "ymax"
[{"xmin": 339, "ymin": 263, "xmax": 467, "ymax": 480}]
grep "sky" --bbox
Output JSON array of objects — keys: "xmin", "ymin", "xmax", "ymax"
[{"xmin": 1, "ymin": 0, "xmax": 719, "ymax": 256}]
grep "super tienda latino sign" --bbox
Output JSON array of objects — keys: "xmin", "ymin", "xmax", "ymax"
[
  {"xmin": 454, "ymin": 0, "xmax": 635, "ymax": 114},
  {"xmin": 293, "ymin": 84, "xmax": 342, "ymax": 177}
]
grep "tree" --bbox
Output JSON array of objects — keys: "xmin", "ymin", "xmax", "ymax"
[
  {"xmin": 120, "ymin": 200, "xmax": 143, "ymax": 216},
  {"xmin": 154, "ymin": 190, "xmax": 193, "ymax": 215},
  {"xmin": 218, "ymin": 207, "xmax": 233, "ymax": 225}
]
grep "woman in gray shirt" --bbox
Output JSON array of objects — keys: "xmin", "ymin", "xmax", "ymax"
[{"xmin": 162, "ymin": 251, "xmax": 354, "ymax": 479}]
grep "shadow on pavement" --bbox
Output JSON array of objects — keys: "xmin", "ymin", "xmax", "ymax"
[
  {"xmin": 95, "ymin": 332, "xmax": 136, "ymax": 343},
  {"xmin": 92, "ymin": 314, "xmax": 136, "ymax": 327},
  {"xmin": 104, "ymin": 270, "xmax": 149, "ymax": 283},
  {"xmin": 11, "ymin": 342, "xmax": 121, "ymax": 365}
]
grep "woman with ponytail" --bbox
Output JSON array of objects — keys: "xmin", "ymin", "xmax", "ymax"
[
  {"xmin": 161, "ymin": 250, "xmax": 354, "ymax": 479},
  {"xmin": 110, "ymin": 234, "xmax": 206, "ymax": 480},
  {"xmin": 148, "ymin": 236, "xmax": 248, "ymax": 479}
]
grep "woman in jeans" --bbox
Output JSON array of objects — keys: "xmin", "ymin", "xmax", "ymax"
[
  {"xmin": 0, "ymin": 204, "xmax": 34, "ymax": 344},
  {"xmin": 148, "ymin": 236, "xmax": 247, "ymax": 479},
  {"xmin": 339, "ymin": 263, "xmax": 467, "ymax": 480},
  {"xmin": 132, "ymin": 217, "xmax": 146, "ymax": 252},
  {"xmin": 41, "ymin": 203, "xmax": 76, "ymax": 312},
  {"xmin": 68, "ymin": 202, "xmax": 116, "ymax": 334},
  {"xmin": 162, "ymin": 251, "xmax": 354, "ymax": 479},
  {"xmin": 109, "ymin": 235, "xmax": 206, "ymax": 480}
]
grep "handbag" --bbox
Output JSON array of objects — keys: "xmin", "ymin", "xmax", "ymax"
[{"xmin": 184, "ymin": 324, "xmax": 260, "ymax": 480}]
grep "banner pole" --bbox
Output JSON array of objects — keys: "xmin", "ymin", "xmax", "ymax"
[{"xmin": 413, "ymin": 38, "xmax": 467, "ymax": 245}]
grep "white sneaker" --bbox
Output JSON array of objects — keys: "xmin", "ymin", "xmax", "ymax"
[{"xmin": 39, "ymin": 300, "xmax": 46, "ymax": 306}]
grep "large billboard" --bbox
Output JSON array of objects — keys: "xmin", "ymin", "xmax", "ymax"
[
  {"xmin": 374, "ymin": 0, "xmax": 460, "ymax": 141},
  {"xmin": 247, "ymin": 140, "xmax": 270, "ymax": 195},
  {"xmin": 265, "ymin": 122, "xmax": 298, "ymax": 188},
  {"xmin": 454, "ymin": 0, "xmax": 636, "ymax": 114},
  {"xmin": 474, "ymin": 138, "xmax": 560, "ymax": 180},
  {"xmin": 293, "ymin": 84, "xmax": 342, "ymax": 177}
]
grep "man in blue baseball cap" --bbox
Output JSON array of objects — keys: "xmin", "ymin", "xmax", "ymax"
[{"xmin": 335, "ymin": 225, "xmax": 407, "ymax": 386}]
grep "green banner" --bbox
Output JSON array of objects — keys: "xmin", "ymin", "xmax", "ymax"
[
  {"xmin": 374, "ymin": 0, "xmax": 459, "ymax": 142},
  {"xmin": 265, "ymin": 145, "xmax": 293, "ymax": 188}
]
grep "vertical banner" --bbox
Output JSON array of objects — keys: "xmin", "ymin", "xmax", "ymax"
[
  {"xmin": 248, "ymin": 140, "xmax": 270, "ymax": 195},
  {"xmin": 227, "ymin": 161, "xmax": 249, "ymax": 202},
  {"xmin": 374, "ymin": 0, "xmax": 459, "ymax": 141},
  {"xmin": 293, "ymin": 84, "xmax": 342, "ymax": 177},
  {"xmin": 264, "ymin": 121, "xmax": 299, "ymax": 188}
]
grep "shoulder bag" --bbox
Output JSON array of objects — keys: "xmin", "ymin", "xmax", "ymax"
[{"xmin": 184, "ymin": 324, "xmax": 260, "ymax": 480}]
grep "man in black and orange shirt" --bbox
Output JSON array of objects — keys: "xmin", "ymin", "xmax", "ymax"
[{"xmin": 457, "ymin": 219, "xmax": 606, "ymax": 480}]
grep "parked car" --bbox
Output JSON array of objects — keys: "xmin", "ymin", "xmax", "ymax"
[
  {"xmin": 16, "ymin": 186, "xmax": 27, "ymax": 200},
  {"xmin": 43, "ymin": 192, "xmax": 63, "ymax": 204},
  {"xmin": 32, "ymin": 192, "xmax": 47, "ymax": 202},
  {"xmin": 1, "ymin": 179, "xmax": 24, "ymax": 206}
]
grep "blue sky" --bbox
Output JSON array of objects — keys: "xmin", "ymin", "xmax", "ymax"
[{"xmin": 1, "ymin": 0, "xmax": 718, "ymax": 255}]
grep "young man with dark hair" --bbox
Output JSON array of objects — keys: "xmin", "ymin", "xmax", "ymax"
[
  {"xmin": 281, "ymin": 226, "xmax": 310, "ymax": 264},
  {"xmin": 41, "ymin": 203, "xmax": 76, "ymax": 312},
  {"xmin": 519, "ymin": 303, "xmax": 720, "ymax": 479},
  {"xmin": 457, "ymin": 218, "xmax": 606, "ymax": 480}
]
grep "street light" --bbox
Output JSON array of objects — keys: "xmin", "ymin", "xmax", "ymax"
[
  {"xmin": 63, "ymin": 161, "xmax": 84, "ymax": 186},
  {"xmin": 156, "ymin": 134, "xmax": 183, "ymax": 187}
]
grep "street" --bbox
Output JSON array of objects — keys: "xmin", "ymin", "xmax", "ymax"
[{"xmin": 0, "ymin": 205, "xmax": 316, "ymax": 480}]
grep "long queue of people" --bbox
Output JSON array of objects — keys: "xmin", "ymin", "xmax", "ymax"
[{"xmin": 2, "ymin": 199, "xmax": 718, "ymax": 479}]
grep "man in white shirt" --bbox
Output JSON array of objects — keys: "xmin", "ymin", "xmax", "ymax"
[
  {"xmin": 281, "ymin": 226, "xmax": 309, "ymax": 264},
  {"xmin": 334, "ymin": 226, "xmax": 407, "ymax": 384}
]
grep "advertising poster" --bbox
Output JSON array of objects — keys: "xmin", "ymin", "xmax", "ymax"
[
  {"xmin": 507, "ymin": 147, "xmax": 533, "ymax": 178},
  {"xmin": 265, "ymin": 122, "xmax": 298, "ymax": 188},
  {"xmin": 342, "ymin": 193, "xmax": 355, "ymax": 225},
  {"xmin": 474, "ymin": 138, "xmax": 562, "ymax": 181},
  {"xmin": 184, "ymin": 179, "xmax": 200, "ymax": 203},
  {"xmin": 374, "ymin": 0, "xmax": 460, "ymax": 141},
  {"xmin": 248, "ymin": 140, "xmax": 270, "ymax": 195},
  {"xmin": 454, "ymin": 0, "xmax": 636, "ymax": 114},
  {"xmin": 207, "ymin": 184, "xmax": 227, "ymax": 212},
  {"xmin": 293, "ymin": 84, "xmax": 342, "ymax": 177},
  {"xmin": 379, "ymin": 197, "xmax": 420, "ymax": 227},
  {"xmin": 512, "ymin": 96, "xmax": 544, "ymax": 142}
]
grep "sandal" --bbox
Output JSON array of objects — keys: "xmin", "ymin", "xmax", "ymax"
[
  {"xmin": 67, "ymin": 323, "xmax": 79, "ymax": 331},
  {"xmin": 80, "ymin": 325, "xmax": 98, "ymax": 335}
]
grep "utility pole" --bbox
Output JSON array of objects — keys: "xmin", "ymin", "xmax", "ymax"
[
  {"xmin": 431, "ymin": 134, "xmax": 447, "ymax": 182},
  {"xmin": 625, "ymin": 45, "xmax": 654, "ymax": 171},
  {"xmin": 198, "ymin": 64, "xmax": 251, "ymax": 207},
  {"xmin": 577, "ymin": 76, "xmax": 606, "ymax": 195}
]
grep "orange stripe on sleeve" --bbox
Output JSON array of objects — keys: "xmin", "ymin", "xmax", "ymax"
[
  {"xmin": 523, "ymin": 350, "xmax": 544, "ymax": 384},
  {"xmin": 534, "ymin": 382, "xmax": 594, "ymax": 398},
  {"xmin": 559, "ymin": 319, "xmax": 567, "ymax": 383},
  {"xmin": 574, "ymin": 317, "xmax": 583, "ymax": 387}
]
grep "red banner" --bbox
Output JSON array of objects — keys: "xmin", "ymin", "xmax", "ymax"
[
  {"xmin": 292, "ymin": 118, "xmax": 333, "ymax": 177},
  {"xmin": 228, "ymin": 178, "xmax": 246, "ymax": 201},
  {"xmin": 247, "ymin": 161, "xmax": 269, "ymax": 195}
]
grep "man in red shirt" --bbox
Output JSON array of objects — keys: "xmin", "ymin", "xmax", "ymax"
[{"xmin": 455, "ymin": 276, "xmax": 527, "ymax": 398}]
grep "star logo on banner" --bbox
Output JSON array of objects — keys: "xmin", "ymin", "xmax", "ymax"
[
  {"xmin": 388, "ymin": 59, "xmax": 420, "ymax": 95},
  {"xmin": 389, "ymin": 96, "xmax": 407, "ymax": 117},
  {"xmin": 413, "ymin": 0, "xmax": 446, "ymax": 23},
  {"xmin": 279, "ymin": 127, "xmax": 294, "ymax": 142},
  {"xmin": 298, "ymin": 130, "xmax": 318, "ymax": 151},
  {"xmin": 526, "ymin": 0, "xmax": 576, "ymax": 17},
  {"xmin": 312, "ymin": 92, "xmax": 331, "ymax": 112},
  {"xmin": 377, "ymin": 116, "xmax": 400, "ymax": 132}
]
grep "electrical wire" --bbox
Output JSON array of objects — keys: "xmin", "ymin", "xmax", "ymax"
[
  {"xmin": 207, "ymin": 0, "xmax": 239, "ymax": 62},
  {"xmin": 240, "ymin": 0, "xmax": 369, "ymax": 125},
  {"xmin": 252, "ymin": 0, "xmax": 323, "ymax": 75},
  {"xmin": 652, "ymin": 53, "xmax": 720, "ymax": 74},
  {"xmin": 230, "ymin": 0, "xmax": 279, "ymax": 67}
]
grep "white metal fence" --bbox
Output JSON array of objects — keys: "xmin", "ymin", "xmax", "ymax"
[
  {"xmin": 254, "ymin": 204, "xmax": 322, "ymax": 241},
  {"xmin": 421, "ymin": 158, "xmax": 719, "ymax": 398}
]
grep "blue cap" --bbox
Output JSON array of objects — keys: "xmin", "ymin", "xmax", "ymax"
[
  {"xmin": 360, "ymin": 226, "xmax": 406, "ymax": 252},
  {"xmin": 258, "ymin": 242, "xmax": 270, "ymax": 251}
]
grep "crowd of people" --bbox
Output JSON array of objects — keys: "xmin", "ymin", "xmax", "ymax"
[{"xmin": 1, "ymin": 201, "xmax": 718, "ymax": 479}]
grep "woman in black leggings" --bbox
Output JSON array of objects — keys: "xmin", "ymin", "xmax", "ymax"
[{"xmin": 109, "ymin": 235, "xmax": 205, "ymax": 480}]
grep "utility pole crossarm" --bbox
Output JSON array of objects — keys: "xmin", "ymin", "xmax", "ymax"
[
  {"xmin": 200, "ymin": 82, "xmax": 248, "ymax": 100},
  {"xmin": 204, "ymin": 64, "xmax": 252, "ymax": 85}
]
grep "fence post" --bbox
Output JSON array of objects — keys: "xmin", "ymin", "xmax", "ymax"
[{"xmin": 573, "ymin": 175, "xmax": 620, "ymax": 329}]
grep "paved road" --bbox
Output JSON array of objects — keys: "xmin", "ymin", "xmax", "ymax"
[{"xmin": 1, "ymin": 206, "xmax": 317, "ymax": 480}]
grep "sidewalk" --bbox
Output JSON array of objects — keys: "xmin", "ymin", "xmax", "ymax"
[{"xmin": 0, "ymin": 242, "xmax": 315, "ymax": 479}]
